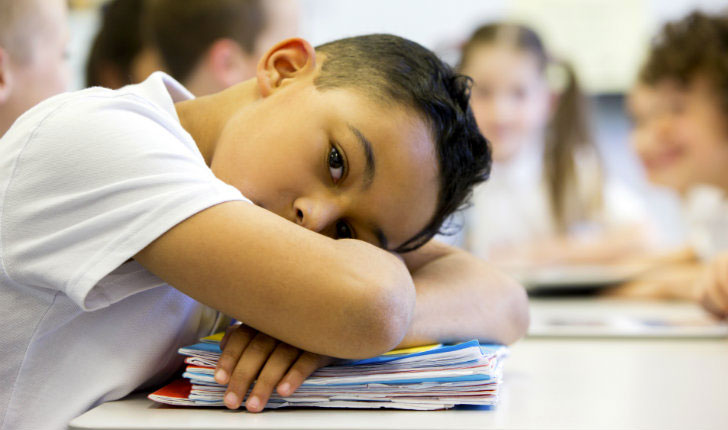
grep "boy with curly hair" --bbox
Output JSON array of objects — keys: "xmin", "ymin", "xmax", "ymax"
[{"xmin": 623, "ymin": 11, "xmax": 728, "ymax": 310}]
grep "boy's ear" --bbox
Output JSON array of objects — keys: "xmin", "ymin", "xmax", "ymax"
[
  {"xmin": 0, "ymin": 47, "xmax": 13, "ymax": 104},
  {"xmin": 256, "ymin": 38, "xmax": 316, "ymax": 97}
]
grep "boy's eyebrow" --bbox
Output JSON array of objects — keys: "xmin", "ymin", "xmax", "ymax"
[
  {"xmin": 348, "ymin": 125, "xmax": 375, "ymax": 189},
  {"xmin": 347, "ymin": 125, "xmax": 388, "ymax": 250}
]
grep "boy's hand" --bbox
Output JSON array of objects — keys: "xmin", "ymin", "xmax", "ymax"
[
  {"xmin": 214, "ymin": 323, "xmax": 335, "ymax": 412},
  {"xmin": 697, "ymin": 253, "xmax": 728, "ymax": 318}
]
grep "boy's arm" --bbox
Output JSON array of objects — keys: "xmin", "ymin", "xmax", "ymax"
[
  {"xmin": 133, "ymin": 201, "xmax": 415, "ymax": 359},
  {"xmin": 606, "ymin": 247, "xmax": 703, "ymax": 300},
  {"xmin": 697, "ymin": 253, "xmax": 728, "ymax": 318},
  {"xmin": 399, "ymin": 240, "xmax": 530, "ymax": 346}
]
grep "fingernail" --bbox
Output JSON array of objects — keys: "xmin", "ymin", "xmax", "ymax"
[
  {"xmin": 246, "ymin": 395, "xmax": 260, "ymax": 411},
  {"xmin": 224, "ymin": 392, "xmax": 239, "ymax": 409},
  {"xmin": 215, "ymin": 368, "xmax": 228, "ymax": 383},
  {"xmin": 278, "ymin": 382, "xmax": 290, "ymax": 396}
]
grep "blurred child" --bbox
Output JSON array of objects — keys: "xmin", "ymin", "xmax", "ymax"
[
  {"xmin": 85, "ymin": 0, "xmax": 153, "ymax": 88},
  {"xmin": 458, "ymin": 23, "xmax": 649, "ymax": 267},
  {"xmin": 86, "ymin": 0, "xmax": 299, "ymax": 95},
  {"xmin": 146, "ymin": 0, "xmax": 299, "ymax": 95},
  {"xmin": 617, "ymin": 11, "xmax": 728, "ymax": 302},
  {"xmin": 0, "ymin": 34, "xmax": 528, "ymax": 428},
  {"xmin": 0, "ymin": 0, "xmax": 70, "ymax": 136}
]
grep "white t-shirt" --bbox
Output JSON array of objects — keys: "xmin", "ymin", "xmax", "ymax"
[
  {"xmin": 684, "ymin": 185, "xmax": 728, "ymax": 261},
  {"xmin": 463, "ymin": 142, "xmax": 648, "ymax": 258},
  {"xmin": 0, "ymin": 72, "xmax": 248, "ymax": 430}
]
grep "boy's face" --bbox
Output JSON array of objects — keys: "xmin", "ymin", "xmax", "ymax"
[
  {"xmin": 210, "ymin": 79, "xmax": 440, "ymax": 251},
  {"xmin": 628, "ymin": 78, "xmax": 728, "ymax": 194}
]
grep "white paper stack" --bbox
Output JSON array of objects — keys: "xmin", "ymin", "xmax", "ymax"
[{"xmin": 149, "ymin": 339, "xmax": 508, "ymax": 410}]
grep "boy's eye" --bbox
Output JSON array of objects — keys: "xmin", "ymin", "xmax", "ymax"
[
  {"xmin": 335, "ymin": 220, "xmax": 354, "ymax": 239},
  {"xmin": 328, "ymin": 145, "xmax": 345, "ymax": 183}
]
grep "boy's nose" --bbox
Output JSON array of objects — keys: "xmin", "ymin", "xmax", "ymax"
[{"xmin": 293, "ymin": 196, "xmax": 342, "ymax": 234}]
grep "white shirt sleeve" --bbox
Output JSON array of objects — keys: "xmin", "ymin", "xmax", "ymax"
[{"xmin": 1, "ymin": 93, "xmax": 247, "ymax": 310}]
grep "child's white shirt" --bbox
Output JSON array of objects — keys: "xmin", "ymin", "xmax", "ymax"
[
  {"xmin": 464, "ymin": 142, "xmax": 648, "ymax": 259},
  {"xmin": 0, "ymin": 72, "xmax": 248, "ymax": 430}
]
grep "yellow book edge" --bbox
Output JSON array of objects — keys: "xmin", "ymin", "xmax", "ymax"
[{"xmin": 202, "ymin": 332, "xmax": 440, "ymax": 355}]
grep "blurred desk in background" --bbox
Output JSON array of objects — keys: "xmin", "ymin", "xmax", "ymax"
[{"xmin": 70, "ymin": 298, "xmax": 728, "ymax": 430}]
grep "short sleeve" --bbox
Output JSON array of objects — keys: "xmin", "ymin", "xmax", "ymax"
[
  {"xmin": 1, "ymin": 93, "xmax": 248, "ymax": 310},
  {"xmin": 601, "ymin": 178, "xmax": 650, "ymax": 228}
]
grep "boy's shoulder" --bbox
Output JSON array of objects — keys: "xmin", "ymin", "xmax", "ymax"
[{"xmin": 4, "ymin": 72, "xmax": 190, "ymax": 144}]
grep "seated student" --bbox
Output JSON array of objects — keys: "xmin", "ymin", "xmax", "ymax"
[
  {"xmin": 85, "ymin": 0, "xmax": 152, "ymax": 89},
  {"xmin": 616, "ymin": 11, "xmax": 728, "ymax": 300},
  {"xmin": 455, "ymin": 23, "xmax": 650, "ymax": 267},
  {"xmin": 146, "ymin": 0, "xmax": 299, "ymax": 96},
  {"xmin": 0, "ymin": 0, "xmax": 70, "ymax": 136},
  {"xmin": 86, "ymin": 0, "xmax": 298, "ymax": 95},
  {"xmin": 0, "ymin": 35, "xmax": 529, "ymax": 429}
]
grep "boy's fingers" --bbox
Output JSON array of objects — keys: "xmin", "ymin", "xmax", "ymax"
[
  {"xmin": 277, "ymin": 352, "xmax": 335, "ymax": 397},
  {"xmin": 245, "ymin": 342, "xmax": 301, "ymax": 412},
  {"xmin": 703, "ymin": 281, "xmax": 728, "ymax": 318},
  {"xmin": 224, "ymin": 333, "xmax": 277, "ymax": 409},
  {"xmin": 216, "ymin": 325, "xmax": 256, "ymax": 385},
  {"xmin": 699, "ymin": 266, "xmax": 727, "ymax": 318},
  {"xmin": 220, "ymin": 322, "xmax": 242, "ymax": 350},
  {"xmin": 716, "ymin": 260, "xmax": 728, "ymax": 314}
]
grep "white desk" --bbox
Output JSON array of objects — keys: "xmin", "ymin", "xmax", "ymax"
[{"xmin": 70, "ymin": 299, "xmax": 728, "ymax": 430}]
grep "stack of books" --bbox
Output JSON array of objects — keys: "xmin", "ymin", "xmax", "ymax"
[{"xmin": 149, "ymin": 335, "xmax": 508, "ymax": 410}]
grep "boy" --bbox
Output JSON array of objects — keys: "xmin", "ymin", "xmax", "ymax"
[
  {"xmin": 87, "ymin": 0, "xmax": 299, "ymax": 95},
  {"xmin": 0, "ymin": 35, "xmax": 528, "ymax": 429},
  {"xmin": 0, "ymin": 0, "xmax": 70, "ymax": 136},
  {"xmin": 617, "ymin": 12, "xmax": 728, "ymax": 306},
  {"xmin": 146, "ymin": 0, "xmax": 300, "ymax": 95}
]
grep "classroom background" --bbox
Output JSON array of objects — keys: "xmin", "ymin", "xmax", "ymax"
[{"xmin": 66, "ymin": 0, "xmax": 728, "ymax": 248}]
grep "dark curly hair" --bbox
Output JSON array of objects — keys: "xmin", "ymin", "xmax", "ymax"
[
  {"xmin": 315, "ymin": 34, "xmax": 492, "ymax": 253},
  {"xmin": 640, "ymin": 11, "xmax": 728, "ymax": 113}
]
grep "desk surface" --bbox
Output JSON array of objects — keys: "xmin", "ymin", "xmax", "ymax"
[{"xmin": 70, "ymin": 299, "xmax": 728, "ymax": 430}]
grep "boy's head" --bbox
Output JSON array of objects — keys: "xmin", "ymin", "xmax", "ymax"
[
  {"xmin": 145, "ymin": 0, "xmax": 299, "ymax": 96},
  {"xmin": 0, "ymin": 0, "xmax": 70, "ymax": 136},
  {"xmin": 206, "ymin": 35, "xmax": 491, "ymax": 253},
  {"xmin": 630, "ymin": 11, "xmax": 728, "ymax": 194}
]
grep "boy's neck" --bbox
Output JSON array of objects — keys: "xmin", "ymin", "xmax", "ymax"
[{"xmin": 175, "ymin": 79, "xmax": 260, "ymax": 166}]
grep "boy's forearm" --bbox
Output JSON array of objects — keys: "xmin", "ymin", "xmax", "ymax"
[
  {"xmin": 135, "ymin": 202, "xmax": 415, "ymax": 360},
  {"xmin": 399, "ymin": 242, "xmax": 530, "ymax": 347}
]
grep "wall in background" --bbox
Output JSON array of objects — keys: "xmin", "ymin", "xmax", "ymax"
[{"xmin": 298, "ymin": 0, "xmax": 728, "ymax": 93}]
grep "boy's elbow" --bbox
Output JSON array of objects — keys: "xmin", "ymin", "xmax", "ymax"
[
  {"xmin": 341, "ymin": 256, "xmax": 416, "ymax": 358},
  {"xmin": 499, "ymin": 275, "xmax": 530, "ymax": 344}
]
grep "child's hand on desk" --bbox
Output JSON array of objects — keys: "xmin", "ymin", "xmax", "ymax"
[
  {"xmin": 214, "ymin": 323, "xmax": 334, "ymax": 412},
  {"xmin": 697, "ymin": 253, "xmax": 728, "ymax": 318}
]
